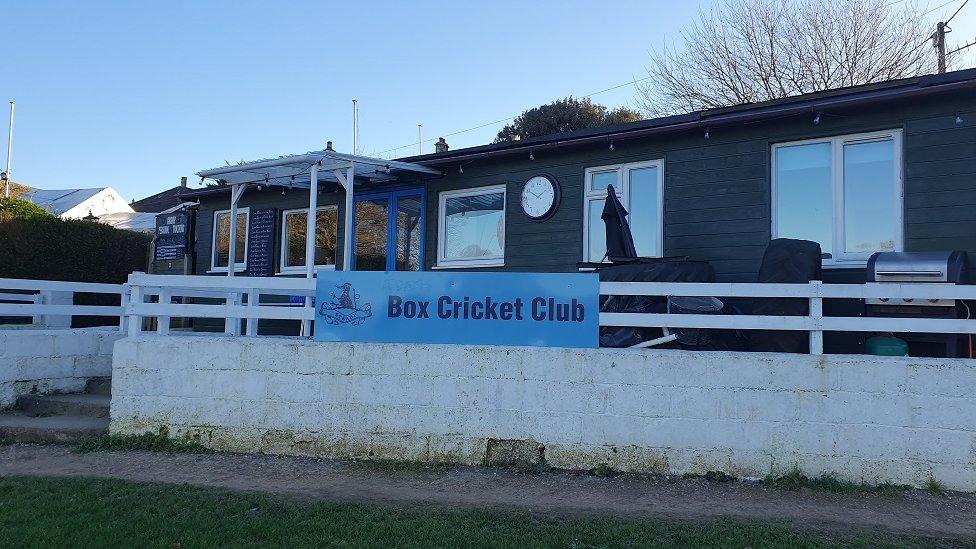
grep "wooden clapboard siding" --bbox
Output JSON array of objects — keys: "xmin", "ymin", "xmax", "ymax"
[{"xmin": 189, "ymin": 89, "xmax": 974, "ymax": 282}]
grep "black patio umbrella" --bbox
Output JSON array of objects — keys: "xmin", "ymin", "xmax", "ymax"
[{"xmin": 601, "ymin": 184, "xmax": 637, "ymax": 260}]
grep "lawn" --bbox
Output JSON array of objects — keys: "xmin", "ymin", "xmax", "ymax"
[{"xmin": 0, "ymin": 476, "xmax": 959, "ymax": 548}]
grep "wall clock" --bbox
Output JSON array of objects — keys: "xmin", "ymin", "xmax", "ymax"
[{"xmin": 520, "ymin": 174, "xmax": 560, "ymax": 221}]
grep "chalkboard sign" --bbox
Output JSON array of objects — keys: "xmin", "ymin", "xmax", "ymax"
[
  {"xmin": 247, "ymin": 208, "xmax": 277, "ymax": 277},
  {"xmin": 155, "ymin": 211, "xmax": 189, "ymax": 261}
]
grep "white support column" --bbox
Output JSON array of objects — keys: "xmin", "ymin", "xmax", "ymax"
[
  {"xmin": 306, "ymin": 164, "xmax": 319, "ymax": 279},
  {"xmin": 156, "ymin": 288, "xmax": 171, "ymax": 335},
  {"xmin": 228, "ymin": 183, "xmax": 239, "ymax": 279},
  {"xmin": 301, "ymin": 164, "xmax": 320, "ymax": 337},
  {"xmin": 809, "ymin": 280, "xmax": 824, "ymax": 355},
  {"xmin": 225, "ymin": 183, "xmax": 246, "ymax": 334},
  {"xmin": 335, "ymin": 163, "xmax": 355, "ymax": 272}
]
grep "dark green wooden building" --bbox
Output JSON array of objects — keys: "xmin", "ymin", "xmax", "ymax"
[{"xmin": 181, "ymin": 69, "xmax": 976, "ymax": 285}]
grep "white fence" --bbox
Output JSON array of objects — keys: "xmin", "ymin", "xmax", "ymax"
[
  {"xmin": 117, "ymin": 273, "xmax": 976, "ymax": 356},
  {"xmin": 0, "ymin": 278, "xmax": 126, "ymax": 329}
]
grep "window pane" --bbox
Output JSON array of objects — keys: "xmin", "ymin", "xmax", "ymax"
[
  {"xmin": 355, "ymin": 199, "xmax": 389, "ymax": 271},
  {"xmin": 774, "ymin": 143, "xmax": 833, "ymax": 257},
  {"xmin": 844, "ymin": 139, "xmax": 897, "ymax": 254},
  {"xmin": 395, "ymin": 196, "xmax": 422, "ymax": 271},
  {"xmin": 590, "ymin": 170, "xmax": 618, "ymax": 192},
  {"xmin": 315, "ymin": 209, "xmax": 338, "ymax": 265},
  {"xmin": 214, "ymin": 212, "xmax": 247, "ymax": 268},
  {"xmin": 586, "ymin": 199, "xmax": 606, "ymax": 262},
  {"xmin": 283, "ymin": 213, "xmax": 307, "ymax": 268},
  {"xmin": 628, "ymin": 166, "xmax": 661, "ymax": 257},
  {"xmin": 443, "ymin": 192, "xmax": 504, "ymax": 260}
]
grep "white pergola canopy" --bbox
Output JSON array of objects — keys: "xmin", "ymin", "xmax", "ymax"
[
  {"xmin": 195, "ymin": 150, "xmax": 440, "ymax": 336},
  {"xmin": 196, "ymin": 150, "xmax": 440, "ymax": 188}
]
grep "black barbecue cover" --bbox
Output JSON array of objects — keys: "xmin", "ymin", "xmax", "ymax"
[
  {"xmin": 598, "ymin": 260, "xmax": 715, "ymax": 348},
  {"xmin": 748, "ymin": 238, "xmax": 822, "ymax": 353}
]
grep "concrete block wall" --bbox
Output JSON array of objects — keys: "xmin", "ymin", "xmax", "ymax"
[
  {"xmin": 111, "ymin": 336, "xmax": 976, "ymax": 491},
  {"xmin": 0, "ymin": 328, "xmax": 122, "ymax": 407}
]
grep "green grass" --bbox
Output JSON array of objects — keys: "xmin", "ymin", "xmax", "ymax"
[
  {"xmin": 0, "ymin": 476, "xmax": 957, "ymax": 548},
  {"xmin": 925, "ymin": 476, "xmax": 947, "ymax": 495},
  {"xmin": 765, "ymin": 468, "xmax": 912, "ymax": 495},
  {"xmin": 76, "ymin": 432, "xmax": 213, "ymax": 454}
]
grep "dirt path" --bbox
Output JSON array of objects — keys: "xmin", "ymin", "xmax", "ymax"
[{"xmin": 2, "ymin": 443, "xmax": 974, "ymax": 542}]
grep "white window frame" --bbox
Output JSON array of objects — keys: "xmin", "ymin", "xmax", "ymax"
[
  {"xmin": 771, "ymin": 129, "xmax": 903, "ymax": 267},
  {"xmin": 582, "ymin": 159, "xmax": 664, "ymax": 263},
  {"xmin": 209, "ymin": 207, "xmax": 250, "ymax": 273},
  {"xmin": 436, "ymin": 184, "xmax": 507, "ymax": 269},
  {"xmin": 278, "ymin": 206, "xmax": 340, "ymax": 275}
]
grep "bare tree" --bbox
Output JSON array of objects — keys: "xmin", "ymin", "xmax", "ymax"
[{"xmin": 639, "ymin": 0, "xmax": 952, "ymax": 115}]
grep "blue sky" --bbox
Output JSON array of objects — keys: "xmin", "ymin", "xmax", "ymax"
[{"xmin": 3, "ymin": 0, "xmax": 974, "ymax": 201}]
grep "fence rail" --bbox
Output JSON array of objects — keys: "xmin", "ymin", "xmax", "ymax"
[
  {"xmin": 112, "ymin": 273, "xmax": 976, "ymax": 356},
  {"xmin": 0, "ymin": 278, "xmax": 126, "ymax": 329}
]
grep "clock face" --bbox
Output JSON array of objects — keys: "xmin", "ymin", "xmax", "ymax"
[{"xmin": 521, "ymin": 175, "xmax": 559, "ymax": 220}]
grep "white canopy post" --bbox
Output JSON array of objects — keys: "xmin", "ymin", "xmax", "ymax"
[
  {"xmin": 301, "ymin": 163, "xmax": 319, "ymax": 337},
  {"xmin": 334, "ymin": 164, "xmax": 355, "ymax": 271},
  {"xmin": 226, "ymin": 183, "xmax": 247, "ymax": 335},
  {"xmin": 306, "ymin": 163, "xmax": 319, "ymax": 279},
  {"xmin": 228, "ymin": 183, "xmax": 239, "ymax": 279}
]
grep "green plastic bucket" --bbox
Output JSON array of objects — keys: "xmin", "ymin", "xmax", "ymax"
[{"xmin": 865, "ymin": 336, "xmax": 909, "ymax": 357}]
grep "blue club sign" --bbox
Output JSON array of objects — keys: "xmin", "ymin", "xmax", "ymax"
[{"xmin": 314, "ymin": 271, "xmax": 599, "ymax": 348}]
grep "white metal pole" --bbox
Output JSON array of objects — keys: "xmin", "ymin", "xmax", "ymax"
[
  {"xmin": 228, "ymin": 184, "xmax": 238, "ymax": 279},
  {"xmin": 301, "ymin": 163, "xmax": 319, "ymax": 337},
  {"xmin": 343, "ymin": 164, "xmax": 354, "ymax": 270},
  {"xmin": 4, "ymin": 101, "xmax": 13, "ymax": 198},
  {"xmin": 306, "ymin": 164, "xmax": 319, "ymax": 279},
  {"xmin": 417, "ymin": 124, "xmax": 423, "ymax": 155}
]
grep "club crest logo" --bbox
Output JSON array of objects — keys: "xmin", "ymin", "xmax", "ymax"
[{"xmin": 319, "ymin": 282, "xmax": 372, "ymax": 325}]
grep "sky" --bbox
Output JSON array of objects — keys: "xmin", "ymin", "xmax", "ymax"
[{"xmin": 2, "ymin": 0, "xmax": 975, "ymax": 201}]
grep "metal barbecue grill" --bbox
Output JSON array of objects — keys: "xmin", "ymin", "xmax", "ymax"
[{"xmin": 865, "ymin": 251, "xmax": 970, "ymax": 357}]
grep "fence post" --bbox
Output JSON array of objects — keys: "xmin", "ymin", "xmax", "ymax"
[
  {"xmin": 31, "ymin": 292, "xmax": 43, "ymax": 325},
  {"xmin": 245, "ymin": 289, "xmax": 259, "ymax": 336},
  {"xmin": 127, "ymin": 284, "xmax": 143, "ymax": 336},
  {"xmin": 118, "ymin": 284, "xmax": 129, "ymax": 332},
  {"xmin": 809, "ymin": 280, "xmax": 824, "ymax": 355},
  {"xmin": 224, "ymin": 291, "xmax": 241, "ymax": 336},
  {"xmin": 156, "ymin": 288, "xmax": 171, "ymax": 335}
]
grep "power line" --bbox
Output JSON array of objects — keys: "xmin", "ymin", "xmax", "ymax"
[
  {"xmin": 372, "ymin": 75, "xmax": 653, "ymax": 158},
  {"xmin": 923, "ymin": 0, "xmax": 959, "ymax": 16},
  {"xmin": 946, "ymin": 0, "xmax": 969, "ymax": 23}
]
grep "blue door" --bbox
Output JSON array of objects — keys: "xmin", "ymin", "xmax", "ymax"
[{"xmin": 352, "ymin": 188, "xmax": 425, "ymax": 271}]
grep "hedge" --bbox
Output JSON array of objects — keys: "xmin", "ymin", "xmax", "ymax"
[{"xmin": 0, "ymin": 206, "xmax": 150, "ymax": 326}]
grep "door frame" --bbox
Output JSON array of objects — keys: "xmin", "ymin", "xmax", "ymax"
[{"xmin": 351, "ymin": 187, "xmax": 426, "ymax": 271}]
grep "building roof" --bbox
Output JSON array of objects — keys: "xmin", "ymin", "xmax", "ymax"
[
  {"xmin": 130, "ymin": 185, "xmax": 187, "ymax": 212},
  {"xmin": 97, "ymin": 211, "xmax": 159, "ymax": 232},
  {"xmin": 397, "ymin": 68, "xmax": 976, "ymax": 165},
  {"xmin": 24, "ymin": 188, "xmax": 106, "ymax": 215}
]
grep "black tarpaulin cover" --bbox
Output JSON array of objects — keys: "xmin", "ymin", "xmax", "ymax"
[
  {"xmin": 748, "ymin": 238, "xmax": 823, "ymax": 353},
  {"xmin": 598, "ymin": 260, "xmax": 715, "ymax": 348}
]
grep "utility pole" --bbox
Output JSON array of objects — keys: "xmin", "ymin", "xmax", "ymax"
[
  {"xmin": 352, "ymin": 99, "xmax": 359, "ymax": 156},
  {"xmin": 933, "ymin": 21, "xmax": 948, "ymax": 74},
  {"xmin": 418, "ymin": 124, "xmax": 423, "ymax": 155},
  {"xmin": 4, "ymin": 101, "xmax": 13, "ymax": 198}
]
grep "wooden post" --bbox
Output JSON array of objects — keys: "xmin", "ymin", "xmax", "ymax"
[
  {"xmin": 127, "ymin": 284, "xmax": 143, "ymax": 336},
  {"xmin": 156, "ymin": 288, "xmax": 171, "ymax": 335}
]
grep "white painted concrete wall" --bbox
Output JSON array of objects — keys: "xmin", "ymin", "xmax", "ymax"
[
  {"xmin": 0, "ymin": 328, "xmax": 122, "ymax": 407},
  {"xmin": 111, "ymin": 336, "xmax": 976, "ymax": 491}
]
